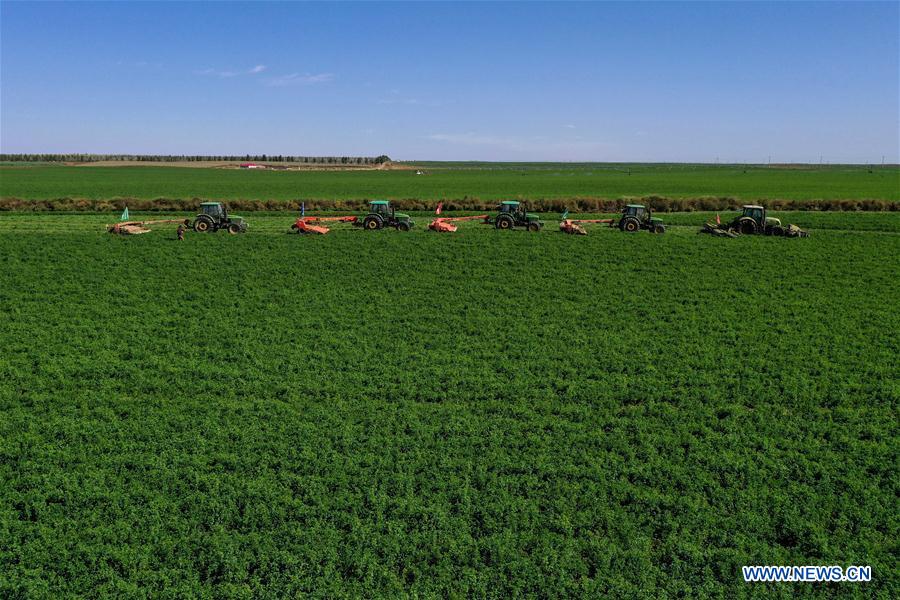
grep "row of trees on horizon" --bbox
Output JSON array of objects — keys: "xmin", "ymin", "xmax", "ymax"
[{"xmin": 0, "ymin": 154, "xmax": 393, "ymax": 164}]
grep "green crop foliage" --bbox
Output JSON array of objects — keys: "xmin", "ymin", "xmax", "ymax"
[
  {"xmin": 0, "ymin": 213, "xmax": 897, "ymax": 597},
  {"xmin": 1, "ymin": 163, "xmax": 898, "ymax": 203}
]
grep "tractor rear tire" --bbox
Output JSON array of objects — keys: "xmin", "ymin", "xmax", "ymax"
[
  {"xmin": 194, "ymin": 217, "xmax": 213, "ymax": 233},
  {"xmin": 738, "ymin": 218, "xmax": 757, "ymax": 235},
  {"xmin": 228, "ymin": 224, "xmax": 241, "ymax": 235},
  {"xmin": 496, "ymin": 216, "xmax": 513, "ymax": 230},
  {"xmin": 364, "ymin": 216, "xmax": 382, "ymax": 230},
  {"xmin": 622, "ymin": 218, "xmax": 640, "ymax": 233},
  {"xmin": 397, "ymin": 221, "xmax": 411, "ymax": 232}
]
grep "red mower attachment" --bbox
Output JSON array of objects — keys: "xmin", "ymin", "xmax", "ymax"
[
  {"xmin": 291, "ymin": 215, "xmax": 358, "ymax": 235},
  {"xmin": 559, "ymin": 218, "xmax": 614, "ymax": 235},
  {"xmin": 428, "ymin": 214, "xmax": 490, "ymax": 233}
]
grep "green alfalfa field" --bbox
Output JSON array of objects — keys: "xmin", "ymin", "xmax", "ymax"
[
  {"xmin": 0, "ymin": 210, "xmax": 897, "ymax": 597},
  {"xmin": 1, "ymin": 162, "xmax": 899, "ymax": 208}
]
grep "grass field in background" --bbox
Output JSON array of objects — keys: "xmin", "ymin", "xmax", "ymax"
[
  {"xmin": 1, "ymin": 163, "xmax": 898, "ymax": 202},
  {"xmin": 1, "ymin": 213, "xmax": 897, "ymax": 596}
]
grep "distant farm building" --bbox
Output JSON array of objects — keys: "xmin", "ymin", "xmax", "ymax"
[{"xmin": 240, "ymin": 163, "xmax": 266, "ymax": 169}]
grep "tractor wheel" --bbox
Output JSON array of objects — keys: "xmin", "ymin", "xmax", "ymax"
[
  {"xmin": 496, "ymin": 216, "xmax": 513, "ymax": 230},
  {"xmin": 654, "ymin": 224, "xmax": 666, "ymax": 234},
  {"xmin": 738, "ymin": 218, "xmax": 758, "ymax": 235},
  {"xmin": 364, "ymin": 216, "xmax": 382, "ymax": 230},
  {"xmin": 770, "ymin": 226, "xmax": 784, "ymax": 237},
  {"xmin": 194, "ymin": 216, "xmax": 213, "ymax": 233},
  {"xmin": 622, "ymin": 218, "xmax": 640, "ymax": 233},
  {"xmin": 397, "ymin": 221, "xmax": 411, "ymax": 232},
  {"xmin": 228, "ymin": 224, "xmax": 241, "ymax": 235},
  {"xmin": 527, "ymin": 222, "xmax": 540, "ymax": 232}
]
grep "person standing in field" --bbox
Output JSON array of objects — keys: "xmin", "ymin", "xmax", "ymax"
[{"xmin": 176, "ymin": 224, "xmax": 185, "ymax": 241}]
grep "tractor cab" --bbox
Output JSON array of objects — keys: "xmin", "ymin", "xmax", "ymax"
[
  {"xmin": 734, "ymin": 204, "xmax": 782, "ymax": 235},
  {"xmin": 370, "ymin": 200, "xmax": 394, "ymax": 217},
  {"xmin": 499, "ymin": 201, "xmax": 522, "ymax": 216},
  {"xmin": 200, "ymin": 202, "xmax": 226, "ymax": 219},
  {"xmin": 742, "ymin": 205, "xmax": 765, "ymax": 226},
  {"xmin": 623, "ymin": 204, "xmax": 648, "ymax": 221}
]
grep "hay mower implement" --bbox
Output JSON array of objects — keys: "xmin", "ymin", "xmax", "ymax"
[
  {"xmin": 291, "ymin": 215, "xmax": 358, "ymax": 234},
  {"xmin": 428, "ymin": 214, "xmax": 490, "ymax": 232},
  {"xmin": 107, "ymin": 219, "xmax": 188, "ymax": 235},
  {"xmin": 559, "ymin": 217, "xmax": 614, "ymax": 235}
]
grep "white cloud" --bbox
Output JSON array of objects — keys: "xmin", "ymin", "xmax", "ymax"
[
  {"xmin": 564, "ymin": 124, "xmax": 576, "ymax": 129},
  {"xmin": 196, "ymin": 65, "xmax": 268, "ymax": 78},
  {"xmin": 266, "ymin": 72, "xmax": 335, "ymax": 87}
]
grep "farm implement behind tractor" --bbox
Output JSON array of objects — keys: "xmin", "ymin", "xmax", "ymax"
[
  {"xmin": 558, "ymin": 209, "xmax": 614, "ymax": 235},
  {"xmin": 700, "ymin": 205, "xmax": 809, "ymax": 238},
  {"xmin": 291, "ymin": 215, "xmax": 358, "ymax": 234},
  {"xmin": 429, "ymin": 214, "xmax": 490, "ymax": 232},
  {"xmin": 108, "ymin": 219, "xmax": 188, "ymax": 235},
  {"xmin": 427, "ymin": 204, "xmax": 489, "ymax": 232}
]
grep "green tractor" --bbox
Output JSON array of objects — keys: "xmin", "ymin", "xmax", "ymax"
[
  {"xmin": 486, "ymin": 201, "xmax": 543, "ymax": 231},
  {"xmin": 729, "ymin": 205, "xmax": 790, "ymax": 236},
  {"xmin": 618, "ymin": 204, "xmax": 665, "ymax": 233},
  {"xmin": 190, "ymin": 202, "xmax": 248, "ymax": 234},
  {"xmin": 700, "ymin": 205, "xmax": 809, "ymax": 238},
  {"xmin": 355, "ymin": 200, "xmax": 414, "ymax": 231}
]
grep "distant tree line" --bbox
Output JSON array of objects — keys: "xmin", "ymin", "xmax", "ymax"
[{"xmin": 0, "ymin": 154, "xmax": 392, "ymax": 165}]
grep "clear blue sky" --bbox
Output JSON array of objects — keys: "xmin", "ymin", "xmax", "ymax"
[{"xmin": 2, "ymin": 1, "xmax": 897, "ymax": 162}]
